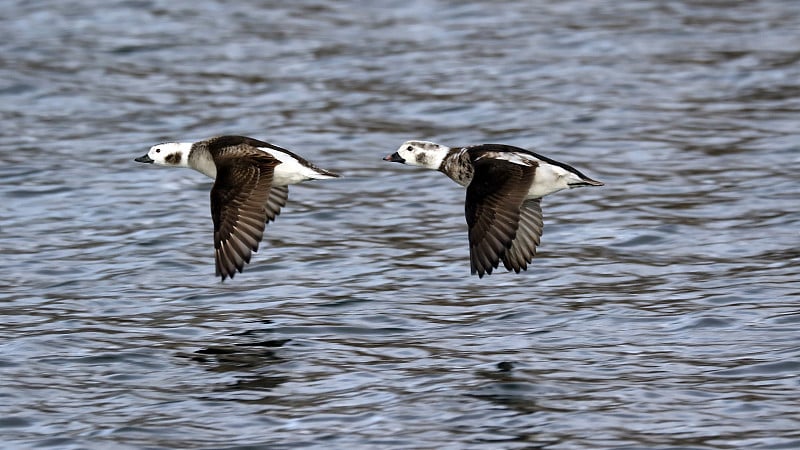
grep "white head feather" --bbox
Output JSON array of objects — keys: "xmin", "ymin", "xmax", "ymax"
[
  {"xmin": 146, "ymin": 142, "xmax": 193, "ymax": 168},
  {"xmin": 391, "ymin": 140, "xmax": 451, "ymax": 170}
]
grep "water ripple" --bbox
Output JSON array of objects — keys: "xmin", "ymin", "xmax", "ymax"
[{"xmin": 1, "ymin": 0, "xmax": 799, "ymax": 449}]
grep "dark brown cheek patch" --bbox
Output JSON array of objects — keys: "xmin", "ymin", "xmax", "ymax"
[
  {"xmin": 416, "ymin": 153, "xmax": 426, "ymax": 164},
  {"xmin": 165, "ymin": 152, "xmax": 182, "ymax": 164}
]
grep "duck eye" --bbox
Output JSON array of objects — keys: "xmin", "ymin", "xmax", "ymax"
[
  {"xmin": 406, "ymin": 146, "xmax": 414, "ymax": 151},
  {"xmin": 155, "ymin": 148, "xmax": 161, "ymax": 153}
]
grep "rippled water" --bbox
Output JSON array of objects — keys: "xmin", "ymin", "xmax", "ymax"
[{"xmin": 2, "ymin": 1, "xmax": 799, "ymax": 449}]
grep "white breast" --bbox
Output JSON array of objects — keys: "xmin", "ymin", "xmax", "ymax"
[{"xmin": 190, "ymin": 148, "xmax": 218, "ymax": 179}]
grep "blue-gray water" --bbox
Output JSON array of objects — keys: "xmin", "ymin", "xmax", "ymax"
[{"xmin": 1, "ymin": 1, "xmax": 799, "ymax": 449}]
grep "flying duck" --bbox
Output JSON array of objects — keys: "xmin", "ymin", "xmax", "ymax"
[
  {"xmin": 384, "ymin": 141, "xmax": 603, "ymax": 277},
  {"xmin": 135, "ymin": 135, "xmax": 340, "ymax": 280}
]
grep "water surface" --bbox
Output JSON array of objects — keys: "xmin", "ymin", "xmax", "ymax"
[{"xmin": 1, "ymin": 1, "xmax": 799, "ymax": 449}]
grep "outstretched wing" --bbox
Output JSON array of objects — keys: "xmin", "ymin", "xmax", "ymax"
[
  {"xmin": 501, "ymin": 198, "xmax": 543, "ymax": 273},
  {"xmin": 210, "ymin": 151, "xmax": 278, "ymax": 281},
  {"xmin": 465, "ymin": 158, "xmax": 536, "ymax": 277},
  {"xmin": 265, "ymin": 185, "xmax": 289, "ymax": 224}
]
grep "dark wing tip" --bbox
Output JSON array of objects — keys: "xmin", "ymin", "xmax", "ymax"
[{"xmin": 217, "ymin": 261, "xmax": 246, "ymax": 282}]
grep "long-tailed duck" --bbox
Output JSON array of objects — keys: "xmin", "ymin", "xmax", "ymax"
[
  {"xmin": 135, "ymin": 135, "xmax": 340, "ymax": 281},
  {"xmin": 384, "ymin": 141, "xmax": 603, "ymax": 277}
]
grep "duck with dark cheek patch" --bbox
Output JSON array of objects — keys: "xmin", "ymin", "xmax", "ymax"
[
  {"xmin": 164, "ymin": 152, "xmax": 182, "ymax": 165},
  {"xmin": 384, "ymin": 140, "xmax": 603, "ymax": 277},
  {"xmin": 135, "ymin": 135, "xmax": 340, "ymax": 281}
]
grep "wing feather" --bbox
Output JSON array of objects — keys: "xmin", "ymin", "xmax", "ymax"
[
  {"xmin": 465, "ymin": 159, "xmax": 537, "ymax": 277},
  {"xmin": 501, "ymin": 198, "xmax": 543, "ymax": 273},
  {"xmin": 210, "ymin": 147, "xmax": 279, "ymax": 280}
]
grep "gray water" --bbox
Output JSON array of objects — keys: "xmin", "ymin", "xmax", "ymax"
[{"xmin": 1, "ymin": 1, "xmax": 799, "ymax": 449}]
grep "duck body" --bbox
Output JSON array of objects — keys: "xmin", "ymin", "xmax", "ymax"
[
  {"xmin": 384, "ymin": 141, "xmax": 603, "ymax": 277},
  {"xmin": 136, "ymin": 135, "xmax": 339, "ymax": 281}
]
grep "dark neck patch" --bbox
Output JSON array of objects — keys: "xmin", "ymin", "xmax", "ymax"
[
  {"xmin": 440, "ymin": 147, "xmax": 474, "ymax": 185},
  {"xmin": 165, "ymin": 152, "xmax": 182, "ymax": 165}
]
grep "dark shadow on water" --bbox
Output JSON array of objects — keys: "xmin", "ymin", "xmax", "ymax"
[{"xmin": 179, "ymin": 329, "xmax": 292, "ymax": 397}]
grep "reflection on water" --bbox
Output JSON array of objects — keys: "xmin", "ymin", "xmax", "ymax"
[{"xmin": 1, "ymin": 0, "xmax": 798, "ymax": 448}]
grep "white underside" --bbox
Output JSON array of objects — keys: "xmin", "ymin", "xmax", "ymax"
[
  {"xmin": 259, "ymin": 147, "xmax": 334, "ymax": 186},
  {"xmin": 526, "ymin": 163, "xmax": 573, "ymax": 198},
  {"xmin": 476, "ymin": 152, "xmax": 577, "ymax": 198}
]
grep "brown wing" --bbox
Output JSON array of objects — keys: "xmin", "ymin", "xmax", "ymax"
[
  {"xmin": 501, "ymin": 198, "xmax": 543, "ymax": 273},
  {"xmin": 465, "ymin": 159, "xmax": 536, "ymax": 278},
  {"xmin": 265, "ymin": 185, "xmax": 289, "ymax": 224},
  {"xmin": 210, "ymin": 151, "xmax": 279, "ymax": 281}
]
